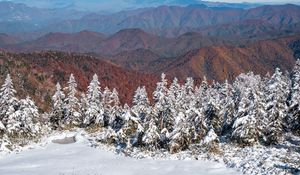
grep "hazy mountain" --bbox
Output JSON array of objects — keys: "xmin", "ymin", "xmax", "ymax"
[
  {"xmin": 41, "ymin": 4, "xmax": 300, "ymax": 35},
  {"xmin": 0, "ymin": 33, "xmax": 21, "ymax": 46},
  {"xmin": 0, "ymin": 1, "xmax": 87, "ymax": 33},
  {"xmin": 0, "ymin": 0, "xmax": 259, "ymax": 12}
]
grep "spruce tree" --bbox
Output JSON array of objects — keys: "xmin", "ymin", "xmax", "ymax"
[
  {"xmin": 132, "ymin": 86, "xmax": 151, "ymax": 123},
  {"xmin": 64, "ymin": 74, "xmax": 81, "ymax": 126},
  {"xmin": 169, "ymin": 112, "xmax": 193, "ymax": 153},
  {"xmin": 109, "ymin": 88, "xmax": 122, "ymax": 127},
  {"xmin": 102, "ymin": 87, "xmax": 112, "ymax": 126},
  {"xmin": 84, "ymin": 74, "xmax": 104, "ymax": 127},
  {"xmin": 153, "ymin": 73, "xmax": 171, "ymax": 131},
  {"xmin": 142, "ymin": 118, "xmax": 160, "ymax": 150},
  {"xmin": 219, "ymin": 80, "xmax": 235, "ymax": 135},
  {"xmin": 50, "ymin": 83, "xmax": 65, "ymax": 129},
  {"xmin": 265, "ymin": 68, "xmax": 289, "ymax": 144},
  {"xmin": 18, "ymin": 97, "xmax": 41, "ymax": 137},
  {"xmin": 232, "ymin": 73, "xmax": 266, "ymax": 145},
  {"xmin": 0, "ymin": 74, "xmax": 18, "ymax": 127},
  {"xmin": 289, "ymin": 59, "xmax": 300, "ymax": 134},
  {"xmin": 231, "ymin": 88, "xmax": 259, "ymax": 145}
]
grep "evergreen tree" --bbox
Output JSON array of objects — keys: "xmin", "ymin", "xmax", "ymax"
[
  {"xmin": 109, "ymin": 88, "xmax": 122, "ymax": 128},
  {"xmin": 232, "ymin": 73, "xmax": 267, "ymax": 145},
  {"xmin": 219, "ymin": 80, "xmax": 235, "ymax": 135},
  {"xmin": 204, "ymin": 83, "xmax": 222, "ymax": 135},
  {"xmin": 231, "ymin": 88, "xmax": 260, "ymax": 145},
  {"xmin": 50, "ymin": 83, "xmax": 65, "ymax": 129},
  {"xmin": 5, "ymin": 104, "xmax": 21, "ymax": 136},
  {"xmin": 117, "ymin": 104, "xmax": 143, "ymax": 148},
  {"xmin": 153, "ymin": 73, "xmax": 172, "ymax": 131},
  {"xmin": 79, "ymin": 93, "xmax": 88, "ymax": 121},
  {"xmin": 181, "ymin": 77, "xmax": 195, "ymax": 110},
  {"xmin": 289, "ymin": 59, "xmax": 300, "ymax": 134},
  {"xmin": 0, "ymin": 74, "xmax": 18, "ymax": 126},
  {"xmin": 102, "ymin": 87, "xmax": 112, "ymax": 126},
  {"xmin": 265, "ymin": 68, "xmax": 289, "ymax": 144},
  {"xmin": 169, "ymin": 112, "xmax": 194, "ymax": 153},
  {"xmin": 18, "ymin": 97, "xmax": 41, "ymax": 137},
  {"xmin": 64, "ymin": 74, "xmax": 81, "ymax": 126},
  {"xmin": 167, "ymin": 78, "xmax": 182, "ymax": 132},
  {"xmin": 132, "ymin": 86, "xmax": 151, "ymax": 122},
  {"xmin": 142, "ymin": 118, "xmax": 160, "ymax": 150},
  {"xmin": 84, "ymin": 74, "xmax": 104, "ymax": 127}
]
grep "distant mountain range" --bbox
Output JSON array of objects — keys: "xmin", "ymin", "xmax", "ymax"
[
  {"xmin": 1, "ymin": 2, "xmax": 299, "ymax": 36},
  {"xmin": 3, "ymin": 29, "xmax": 300, "ymax": 81},
  {"xmin": 0, "ymin": 0, "xmax": 261, "ymax": 12}
]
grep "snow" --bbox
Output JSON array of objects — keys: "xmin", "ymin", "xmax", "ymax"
[
  {"xmin": 203, "ymin": 129, "xmax": 218, "ymax": 144},
  {"xmin": 0, "ymin": 132, "xmax": 239, "ymax": 175}
]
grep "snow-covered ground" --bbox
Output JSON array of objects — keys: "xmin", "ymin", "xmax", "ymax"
[{"xmin": 0, "ymin": 132, "xmax": 239, "ymax": 175}]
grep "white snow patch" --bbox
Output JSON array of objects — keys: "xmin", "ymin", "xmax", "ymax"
[{"xmin": 0, "ymin": 131, "xmax": 240, "ymax": 175}]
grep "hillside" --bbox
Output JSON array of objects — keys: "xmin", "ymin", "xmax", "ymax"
[
  {"xmin": 162, "ymin": 35, "xmax": 299, "ymax": 81},
  {"xmin": 110, "ymin": 35, "xmax": 300, "ymax": 82},
  {"xmin": 0, "ymin": 51, "xmax": 157, "ymax": 111}
]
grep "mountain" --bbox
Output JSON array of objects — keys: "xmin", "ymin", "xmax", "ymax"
[
  {"xmin": 110, "ymin": 49, "xmax": 162, "ymax": 73},
  {"xmin": 155, "ymin": 35, "xmax": 300, "ymax": 81},
  {"xmin": 0, "ymin": 3, "xmax": 299, "ymax": 35},
  {"xmin": 93, "ymin": 29, "xmax": 169, "ymax": 56},
  {"xmin": 3, "ymin": 29, "xmax": 249, "ymax": 57},
  {"xmin": 0, "ymin": 1, "xmax": 87, "ymax": 33},
  {"xmin": 0, "ymin": 33, "xmax": 21, "ymax": 46},
  {"xmin": 41, "ymin": 4, "xmax": 300, "ymax": 35},
  {"xmin": 1, "ymin": 0, "xmax": 260, "ymax": 12},
  {"xmin": 5, "ymin": 31, "xmax": 106, "ymax": 53},
  {"xmin": 4, "ymin": 24, "xmax": 299, "ymax": 57},
  {"xmin": 0, "ymin": 51, "xmax": 157, "ymax": 111}
]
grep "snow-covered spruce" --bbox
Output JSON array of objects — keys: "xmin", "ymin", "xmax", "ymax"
[
  {"xmin": 0, "ymin": 74, "xmax": 45, "ymax": 152},
  {"xmin": 2, "ymin": 60, "xmax": 300, "ymax": 174}
]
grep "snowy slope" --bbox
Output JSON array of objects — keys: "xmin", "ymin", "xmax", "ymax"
[{"xmin": 0, "ymin": 136, "xmax": 239, "ymax": 175}]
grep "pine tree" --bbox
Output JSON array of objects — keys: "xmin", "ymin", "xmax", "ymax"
[
  {"xmin": 142, "ymin": 118, "xmax": 160, "ymax": 150},
  {"xmin": 231, "ymin": 88, "xmax": 259, "ymax": 145},
  {"xmin": 167, "ymin": 78, "xmax": 182, "ymax": 132},
  {"xmin": 219, "ymin": 80, "xmax": 235, "ymax": 135},
  {"xmin": 232, "ymin": 73, "xmax": 266, "ymax": 145},
  {"xmin": 132, "ymin": 86, "xmax": 150, "ymax": 123},
  {"xmin": 79, "ymin": 93, "xmax": 88, "ymax": 121},
  {"xmin": 265, "ymin": 68, "xmax": 289, "ymax": 144},
  {"xmin": 117, "ymin": 104, "xmax": 142, "ymax": 148},
  {"xmin": 181, "ymin": 77, "xmax": 195, "ymax": 110},
  {"xmin": 109, "ymin": 88, "xmax": 122, "ymax": 127},
  {"xmin": 18, "ymin": 97, "xmax": 41, "ymax": 137},
  {"xmin": 5, "ymin": 105, "xmax": 21, "ymax": 136},
  {"xmin": 0, "ymin": 74, "xmax": 18, "ymax": 127},
  {"xmin": 153, "ymin": 73, "xmax": 172, "ymax": 131},
  {"xmin": 204, "ymin": 83, "xmax": 222, "ymax": 135},
  {"xmin": 289, "ymin": 59, "xmax": 300, "ymax": 134},
  {"xmin": 84, "ymin": 74, "xmax": 104, "ymax": 127},
  {"xmin": 169, "ymin": 112, "xmax": 194, "ymax": 153},
  {"xmin": 50, "ymin": 83, "xmax": 65, "ymax": 129},
  {"xmin": 102, "ymin": 87, "xmax": 112, "ymax": 126},
  {"xmin": 64, "ymin": 74, "xmax": 81, "ymax": 126}
]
